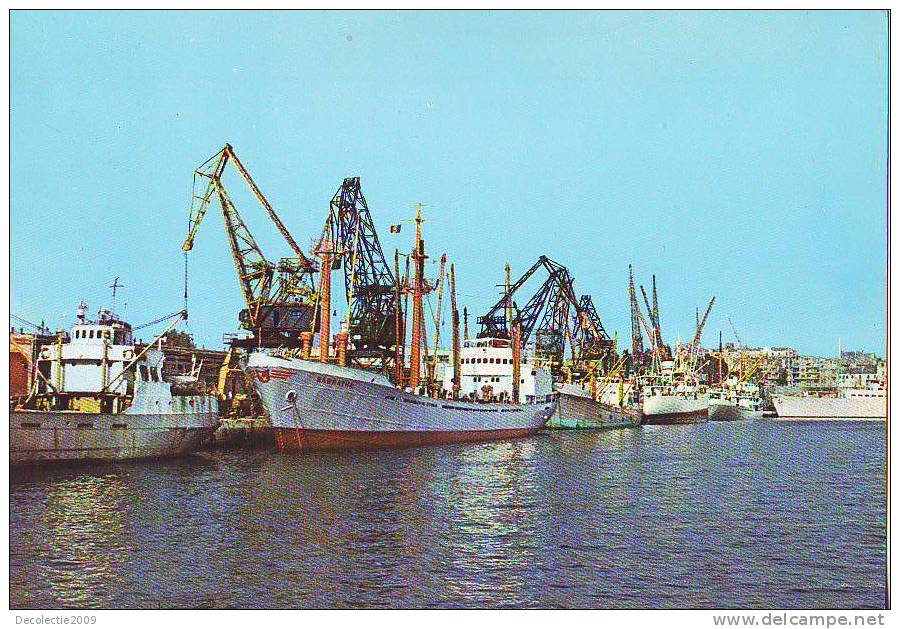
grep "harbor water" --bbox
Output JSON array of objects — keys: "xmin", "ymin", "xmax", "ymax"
[{"xmin": 10, "ymin": 420, "xmax": 886, "ymax": 609}]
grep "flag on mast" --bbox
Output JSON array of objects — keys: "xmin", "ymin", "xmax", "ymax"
[{"xmin": 389, "ymin": 224, "xmax": 401, "ymax": 234}]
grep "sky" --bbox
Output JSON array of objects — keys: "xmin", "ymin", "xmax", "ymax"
[{"xmin": 10, "ymin": 10, "xmax": 888, "ymax": 357}]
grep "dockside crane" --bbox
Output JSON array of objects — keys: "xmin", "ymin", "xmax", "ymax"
[
  {"xmin": 477, "ymin": 255, "xmax": 613, "ymax": 376},
  {"xmin": 727, "ymin": 315, "xmax": 744, "ymax": 349},
  {"xmin": 571, "ymin": 294, "xmax": 615, "ymax": 365},
  {"xmin": 318, "ymin": 177, "xmax": 398, "ymax": 371},
  {"xmin": 181, "ymin": 144, "xmax": 318, "ymax": 349},
  {"xmin": 477, "ymin": 256, "xmax": 577, "ymax": 365}
]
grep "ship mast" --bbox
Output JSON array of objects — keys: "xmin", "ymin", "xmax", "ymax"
[
  {"xmin": 450, "ymin": 263, "xmax": 461, "ymax": 399},
  {"xmin": 408, "ymin": 203, "xmax": 427, "ymax": 391},
  {"xmin": 314, "ymin": 238, "xmax": 337, "ymax": 363},
  {"xmin": 506, "ymin": 262, "xmax": 522, "ymax": 404},
  {"xmin": 393, "ymin": 249, "xmax": 405, "ymax": 386}
]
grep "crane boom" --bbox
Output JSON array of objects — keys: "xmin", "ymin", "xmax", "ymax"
[
  {"xmin": 180, "ymin": 144, "xmax": 316, "ymax": 347},
  {"xmin": 691, "ymin": 296, "xmax": 716, "ymax": 350},
  {"xmin": 224, "ymin": 145, "xmax": 315, "ymax": 270},
  {"xmin": 727, "ymin": 315, "xmax": 744, "ymax": 348}
]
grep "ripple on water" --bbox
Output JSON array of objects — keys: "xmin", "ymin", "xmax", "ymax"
[{"xmin": 10, "ymin": 421, "xmax": 887, "ymax": 609}]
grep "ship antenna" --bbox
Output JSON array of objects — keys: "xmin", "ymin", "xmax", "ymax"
[{"xmin": 109, "ymin": 277, "xmax": 124, "ymax": 316}]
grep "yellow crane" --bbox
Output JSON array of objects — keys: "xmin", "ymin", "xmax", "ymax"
[{"xmin": 181, "ymin": 144, "xmax": 318, "ymax": 349}]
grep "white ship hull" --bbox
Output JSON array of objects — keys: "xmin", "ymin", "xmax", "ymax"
[
  {"xmin": 772, "ymin": 396, "xmax": 886, "ymax": 420},
  {"xmin": 10, "ymin": 402, "xmax": 219, "ymax": 464},
  {"xmin": 642, "ymin": 393, "xmax": 709, "ymax": 425},
  {"xmin": 549, "ymin": 384, "xmax": 641, "ymax": 429},
  {"xmin": 246, "ymin": 353, "xmax": 556, "ymax": 451},
  {"xmin": 708, "ymin": 399, "xmax": 763, "ymax": 422}
]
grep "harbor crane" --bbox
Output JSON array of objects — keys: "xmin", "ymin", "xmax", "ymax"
[
  {"xmin": 181, "ymin": 144, "xmax": 318, "ymax": 349},
  {"xmin": 317, "ymin": 177, "xmax": 398, "ymax": 371},
  {"xmin": 477, "ymin": 255, "xmax": 614, "ymax": 375},
  {"xmin": 727, "ymin": 315, "xmax": 744, "ymax": 348},
  {"xmin": 571, "ymin": 294, "xmax": 615, "ymax": 363}
]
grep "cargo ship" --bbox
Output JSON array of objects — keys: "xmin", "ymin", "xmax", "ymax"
[
  {"xmin": 549, "ymin": 381, "xmax": 642, "ymax": 429},
  {"xmin": 247, "ymin": 349, "xmax": 556, "ymax": 451},
  {"xmin": 246, "ymin": 204, "xmax": 556, "ymax": 452},
  {"xmin": 640, "ymin": 361, "xmax": 709, "ymax": 425},
  {"xmin": 10, "ymin": 302, "xmax": 219, "ymax": 464},
  {"xmin": 772, "ymin": 385, "xmax": 886, "ymax": 420},
  {"xmin": 708, "ymin": 379, "xmax": 764, "ymax": 422}
]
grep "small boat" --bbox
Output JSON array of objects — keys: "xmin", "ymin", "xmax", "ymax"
[{"xmin": 10, "ymin": 302, "xmax": 219, "ymax": 464}]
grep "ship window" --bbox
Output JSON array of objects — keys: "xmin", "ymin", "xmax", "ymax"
[
  {"xmin": 139, "ymin": 365, "xmax": 149, "ymax": 381},
  {"xmin": 150, "ymin": 367, "xmax": 160, "ymax": 382},
  {"xmin": 88, "ymin": 330, "xmax": 94, "ymax": 339}
]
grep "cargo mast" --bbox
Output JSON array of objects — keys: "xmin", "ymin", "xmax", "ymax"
[
  {"xmin": 407, "ymin": 203, "xmax": 427, "ymax": 391},
  {"xmin": 450, "ymin": 263, "xmax": 461, "ymax": 399}
]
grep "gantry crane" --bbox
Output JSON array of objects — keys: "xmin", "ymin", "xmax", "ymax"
[
  {"xmin": 317, "ymin": 177, "xmax": 398, "ymax": 370},
  {"xmin": 477, "ymin": 255, "xmax": 613, "ymax": 376},
  {"xmin": 571, "ymin": 294, "xmax": 615, "ymax": 364},
  {"xmin": 181, "ymin": 144, "xmax": 317, "ymax": 349}
]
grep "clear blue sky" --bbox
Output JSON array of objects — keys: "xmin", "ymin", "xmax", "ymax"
[{"xmin": 11, "ymin": 10, "xmax": 887, "ymax": 357}]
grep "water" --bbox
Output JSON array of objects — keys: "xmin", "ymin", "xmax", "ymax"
[{"xmin": 10, "ymin": 421, "xmax": 886, "ymax": 609}]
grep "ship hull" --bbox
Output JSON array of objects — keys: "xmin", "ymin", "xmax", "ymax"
[
  {"xmin": 772, "ymin": 396, "xmax": 886, "ymax": 420},
  {"xmin": 708, "ymin": 400, "xmax": 763, "ymax": 422},
  {"xmin": 274, "ymin": 426, "xmax": 537, "ymax": 451},
  {"xmin": 642, "ymin": 394, "xmax": 708, "ymax": 425},
  {"xmin": 247, "ymin": 353, "xmax": 556, "ymax": 452},
  {"xmin": 10, "ymin": 410, "xmax": 219, "ymax": 464},
  {"xmin": 549, "ymin": 389, "xmax": 641, "ymax": 429}
]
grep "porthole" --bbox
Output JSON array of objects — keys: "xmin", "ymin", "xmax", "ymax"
[{"xmin": 285, "ymin": 390, "xmax": 297, "ymax": 404}]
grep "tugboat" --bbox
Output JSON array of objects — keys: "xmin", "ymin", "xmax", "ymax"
[
  {"xmin": 245, "ymin": 204, "xmax": 556, "ymax": 452},
  {"xmin": 10, "ymin": 301, "xmax": 219, "ymax": 464}
]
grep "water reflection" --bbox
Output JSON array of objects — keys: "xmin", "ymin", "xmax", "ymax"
[
  {"xmin": 12, "ymin": 472, "xmax": 128, "ymax": 608},
  {"xmin": 10, "ymin": 423, "xmax": 887, "ymax": 609}
]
